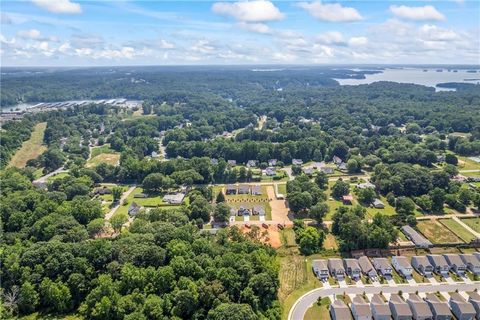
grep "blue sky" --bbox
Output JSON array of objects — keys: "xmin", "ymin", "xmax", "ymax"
[{"xmin": 1, "ymin": 0, "xmax": 479, "ymax": 66}]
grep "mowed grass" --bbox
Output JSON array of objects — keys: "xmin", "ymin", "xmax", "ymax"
[
  {"xmin": 9, "ymin": 122, "xmax": 47, "ymax": 168},
  {"xmin": 90, "ymin": 144, "xmax": 115, "ymax": 158},
  {"xmin": 461, "ymin": 217, "xmax": 480, "ymax": 233},
  {"xmin": 86, "ymin": 153, "xmax": 120, "ymax": 167},
  {"xmin": 439, "ymin": 219, "xmax": 477, "ymax": 242},
  {"xmin": 416, "ymin": 220, "xmax": 463, "ymax": 244},
  {"xmin": 115, "ymin": 187, "xmax": 181, "ymax": 216},
  {"xmin": 304, "ymin": 297, "xmax": 331, "ymax": 320},
  {"xmin": 457, "ymin": 156, "xmax": 480, "ymax": 171},
  {"xmin": 277, "ymin": 183, "xmax": 287, "ymax": 195}
]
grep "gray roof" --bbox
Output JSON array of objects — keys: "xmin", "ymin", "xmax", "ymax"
[
  {"xmin": 358, "ymin": 256, "xmax": 377, "ymax": 275},
  {"xmin": 394, "ymin": 256, "xmax": 412, "ymax": 269},
  {"xmin": 412, "ymin": 255, "xmax": 432, "ymax": 268},
  {"xmin": 251, "ymin": 185, "xmax": 262, "ymax": 193},
  {"xmin": 427, "ymin": 254, "xmax": 449, "ymax": 268},
  {"xmin": 373, "ymin": 257, "xmax": 391, "ymax": 269},
  {"xmin": 371, "ymin": 294, "xmax": 391, "ymax": 317},
  {"xmin": 469, "ymin": 291, "xmax": 480, "ymax": 304},
  {"xmin": 460, "ymin": 254, "xmax": 480, "ymax": 266},
  {"xmin": 443, "ymin": 254, "xmax": 466, "ymax": 267},
  {"xmin": 344, "ymin": 259, "xmax": 361, "ymax": 270},
  {"xmin": 330, "ymin": 300, "xmax": 352, "ymax": 319},
  {"xmin": 390, "ymin": 294, "xmax": 413, "ymax": 317},
  {"xmin": 425, "ymin": 293, "xmax": 452, "ymax": 317},
  {"xmin": 312, "ymin": 259, "xmax": 328, "ymax": 270},
  {"xmin": 226, "ymin": 184, "xmax": 236, "ymax": 190},
  {"xmin": 328, "ymin": 258, "xmax": 345, "ymax": 271},
  {"xmin": 238, "ymin": 185, "xmax": 250, "ymax": 192},
  {"xmin": 402, "ymin": 225, "xmax": 432, "ymax": 247},
  {"xmin": 407, "ymin": 294, "xmax": 433, "ymax": 318},
  {"xmin": 162, "ymin": 192, "xmax": 185, "ymax": 203},
  {"xmin": 450, "ymin": 292, "xmax": 476, "ymax": 314},
  {"xmin": 352, "ymin": 295, "xmax": 372, "ymax": 318}
]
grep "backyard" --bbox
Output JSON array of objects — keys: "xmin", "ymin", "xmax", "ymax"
[
  {"xmin": 439, "ymin": 219, "xmax": 477, "ymax": 242},
  {"xmin": 86, "ymin": 144, "xmax": 120, "ymax": 167},
  {"xmin": 461, "ymin": 217, "xmax": 480, "ymax": 233},
  {"xmin": 416, "ymin": 220, "xmax": 463, "ymax": 244}
]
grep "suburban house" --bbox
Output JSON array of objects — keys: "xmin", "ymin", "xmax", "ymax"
[
  {"xmin": 238, "ymin": 185, "xmax": 250, "ymax": 194},
  {"xmin": 449, "ymin": 292, "xmax": 476, "ymax": 320},
  {"xmin": 373, "ymin": 258, "xmax": 393, "ymax": 277},
  {"xmin": 372, "ymin": 199, "xmax": 385, "ymax": 209},
  {"xmin": 333, "ymin": 156, "xmax": 343, "ymax": 165},
  {"xmin": 407, "ymin": 293, "xmax": 433, "ymax": 320},
  {"xmin": 389, "ymin": 294, "xmax": 413, "ymax": 320},
  {"xmin": 468, "ymin": 292, "xmax": 480, "ymax": 320},
  {"xmin": 94, "ymin": 187, "xmax": 112, "ymax": 195},
  {"xmin": 460, "ymin": 254, "xmax": 480, "ymax": 275},
  {"xmin": 330, "ymin": 299, "xmax": 352, "ymax": 320},
  {"xmin": 411, "ymin": 256, "xmax": 434, "ymax": 276},
  {"xmin": 357, "ymin": 181, "xmax": 376, "ymax": 189},
  {"xmin": 237, "ymin": 207, "xmax": 250, "ymax": 216},
  {"xmin": 473, "ymin": 252, "xmax": 480, "ymax": 261},
  {"xmin": 444, "ymin": 254, "xmax": 467, "ymax": 275},
  {"xmin": 251, "ymin": 185, "xmax": 262, "ymax": 195},
  {"xmin": 392, "ymin": 256, "xmax": 413, "ymax": 277},
  {"xmin": 128, "ymin": 202, "xmax": 141, "ymax": 216},
  {"xmin": 328, "ymin": 258, "xmax": 346, "ymax": 280},
  {"xmin": 268, "ymin": 159, "xmax": 277, "ymax": 166},
  {"xmin": 292, "ymin": 158, "xmax": 303, "ymax": 166},
  {"xmin": 252, "ymin": 206, "xmax": 265, "ymax": 216},
  {"xmin": 427, "ymin": 255, "xmax": 450, "ymax": 275},
  {"xmin": 264, "ymin": 167, "xmax": 276, "ymax": 176},
  {"xmin": 344, "ymin": 259, "xmax": 362, "ymax": 280},
  {"xmin": 227, "ymin": 160, "xmax": 236, "ymax": 166},
  {"xmin": 351, "ymin": 295, "xmax": 372, "ymax": 320},
  {"xmin": 425, "ymin": 293, "xmax": 453, "ymax": 320},
  {"xmin": 312, "ymin": 259, "xmax": 329, "ymax": 280},
  {"xmin": 162, "ymin": 193, "xmax": 185, "ymax": 204},
  {"xmin": 343, "ymin": 194, "xmax": 354, "ymax": 205},
  {"xmin": 246, "ymin": 160, "xmax": 257, "ymax": 168},
  {"xmin": 225, "ymin": 185, "xmax": 237, "ymax": 195},
  {"xmin": 358, "ymin": 256, "xmax": 378, "ymax": 279},
  {"xmin": 303, "ymin": 167, "xmax": 314, "ymax": 175},
  {"xmin": 338, "ymin": 163, "xmax": 348, "ymax": 171},
  {"xmin": 402, "ymin": 226, "xmax": 433, "ymax": 248},
  {"xmin": 321, "ymin": 167, "xmax": 335, "ymax": 174},
  {"xmin": 370, "ymin": 294, "xmax": 392, "ymax": 320},
  {"xmin": 133, "ymin": 192, "xmax": 148, "ymax": 198}
]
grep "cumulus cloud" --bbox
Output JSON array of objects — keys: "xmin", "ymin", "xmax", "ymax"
[
  {"xmin": 390, "ymin": 5, "xmax": 445, "ymax": 21},
  {"xmin": 297, "ymin": 1, "xmax": 363, "ymax": 22},
  {"xmin": 158, "ymin": 39, "xmax": 175, "ymax": 49},
  {"xmin": 317, "ymin": 31, "xmax": 345, "ymax": 45},
  {"xmin": 418, "ymin": 24, "xmax": 458, "ymax": 41},
  {"xmin": 32, "ymin": 0, "xmax": 82, "ymax": 14},
  {"xmin": 212, "ymin": 0, "xmax": 284, "ymax": 22},
  {"xmin": 17, "ymin": 29, "xmax": 41, "ymax": 39},
  {"xmin": 348, "ymin": 36, "xmax": 368, "ymax": 46},
  {"xmin": 237, "ymin": 22, "xmax": 271, "ymax": 34}
]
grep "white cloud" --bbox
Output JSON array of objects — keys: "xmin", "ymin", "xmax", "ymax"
[
  {"xmin": 17, "ymin": 29, "xmax": 41, "ymax": 39},
  {"xmin": 58, "ymin": 42, "xmax": 71, "ymax": 53},
  {"xmin": 191, "ymin": 40, "xmax": 216, "ymax": 54},
  {"xmin": 390, "ymin": 5, "xmax": 445, "ymax": 21},
  {"xmin": 158, "ymin": 39, "xmax": 175, "ymax": 49},
  {"xmin": 32, "ymin": 0, "xmax": 82, "ymax": 14},
  {"xmin": 317, "ymin": 31, "xmax": 345, "ymax": 45},
  {"xmin": 348, "ymin": 36, "xmax": 368, "ymax": 46},
  {"xmin": 298, "ymin": 1, "xmax": 363, "ymax": 22},
  {"xmin": 419, "ymin": 24, "xmax": 458, "ymax": 41},
  {"xmin": 71, "ymin": 34, "xmax": 104, "ymax": 48},
  {"xmin": 237, "ymin": 22, "xmax": 271, "ymax": 34},
  {"xmin": 212, "ymin": 0, "xmax": 284, "ymax": 22}
]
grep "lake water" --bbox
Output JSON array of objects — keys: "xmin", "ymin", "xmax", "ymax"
[{"xmin": 334, "ymin": 67, "xmax": 480, "ymax": 91}]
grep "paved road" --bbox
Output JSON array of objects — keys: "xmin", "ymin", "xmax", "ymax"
[
  {"xmin": 33, "ymin": 166, "xmax": 68, "ymax": 184},
  {"xmin": 288, "ymin": 281, "xmax": 480, "ymax": 320}
]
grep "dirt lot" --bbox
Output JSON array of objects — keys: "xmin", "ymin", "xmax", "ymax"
[
  {"xmin": 266, "ymin": 185, "xmax": 291, "ymax": 224},
  {"xmin": 239, "ymin": 224, "xmax": 282, "ymax": 248}
]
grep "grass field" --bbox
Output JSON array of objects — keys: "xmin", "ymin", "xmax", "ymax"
[
  {"xmin": 416, "ymin": 220, "xmax": 463, "ymax": 244},
  {"xmin": 277, "ymin": 183, "xmax": 287, "ymax": 195},
  {"xmin": 365, "ymin": 195, "xmax": 396, "ymax": 218},
  {"xmin": 280, "ymin": 228, "xmax": 297, "ymax": 247},
  {"xmin": 46, "ymin": 172, "xmax": 70, "ymax": 182},
  {"xmin": 439, "ymin": 219, "xmax": 477, "ymax": 242},
  {"xmin": 304, "ymin": 297, "xmax": 331, "ymax": 320},
  {"xmin": 457, "ymin": 156, "xmax": 480, "ymax": 171},
  {"xmin": 323, "ymin": 233, "xmax": 339, "ymax": 250},
  {"xmin": 86, "ymin": 153, "xmax": 120, "ymax": 167},
  {"xmin": 461, "ymin": 217, "xmax": 480, "ymax": 233},
  {"xmin": 115, "ymin": 187, "xmax": 181, "ymax": 215},
  {"xmin": 90, "ymin": 144, "xmax": 115, "ymax": 158},
  {"xmin": 9, "ymin": 122, "xmax": 47, "ymax": 168}
]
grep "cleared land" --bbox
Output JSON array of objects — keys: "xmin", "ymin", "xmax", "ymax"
[
  {"xmin": 461, "ymin": 217, "xmax": 480, "ymax": 233},
  {"xmin": 416, "ymin": 220, "xmax": 463, "ymax": 244},
  {"xmin": 86, "ymin": 153, "xmax": 120, "ymax": 167},
  {"xmin": 457, "ymin": 156, "xmax": 480, "ymax": 171},
  {"xmin": 439, "ymin": 219, "xmax": 477, "ymax": 242},
  {"xmin": 9, "ymin": 122, "xmax": 47, "ymax": 168}
]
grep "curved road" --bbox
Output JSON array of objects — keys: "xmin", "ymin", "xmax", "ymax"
[{"xmin": 288, "ymin": 281, "xmax": 480, "ymax": 320}]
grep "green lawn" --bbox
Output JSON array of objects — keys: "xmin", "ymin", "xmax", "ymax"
[
  {"xmin": 277, "ymin": 183, "xmax": 287, "ymax": 195},
  {"xmin": 365, "ymin": 195, "xmax": 396, "ymax": 218},
  {"xmin": 46, "ymin": 172, "xmax": 70, "ymax": 182},
  {"xmin": 115, "ymin": 187, "xmax": 181, "ymax": 216},
  {"xmin": 90, "ymin": 144, "xmax": 115, "ymax": 158},
  {"xmin": 461, "ymin": 217, "xmax": 480, "ymax": 233},
  {"xmin": 457, "ymin": 156, "xmax": 480, "ymax": 171},
  {"xmin": 416, "ymin": 220, "xmax": 463, "ymax": 244},
  {"xmin": 439, "ymin": 219, "xmax": 477, "ymax": 242},
  {"xmin": 86, "ymin": 152, "xmax": 120, "ymax": 168},
  {"xmin": 304, "ymin": 297, "xmax": 331, "ymax": 320}
]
